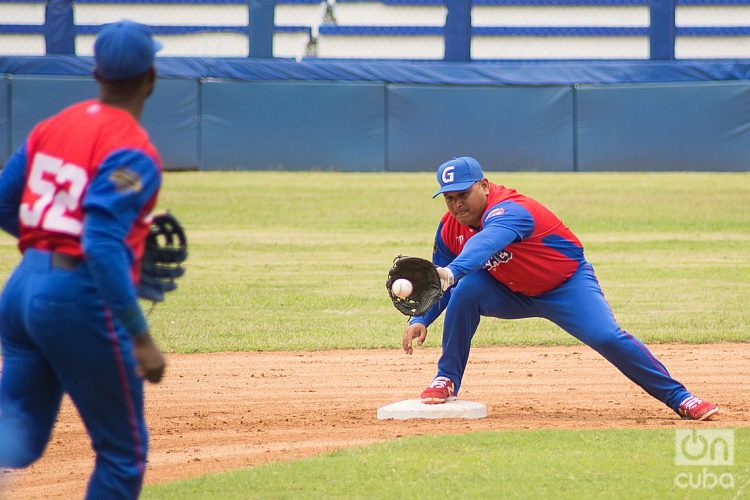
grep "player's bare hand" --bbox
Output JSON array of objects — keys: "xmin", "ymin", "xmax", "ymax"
[
  {"xmin": 133, "ymin": 333, "xmax": 167, "ymax": 384},
  {"xmin": 403, "ymin": 323, "xmax": 427, "ymax": 355}
]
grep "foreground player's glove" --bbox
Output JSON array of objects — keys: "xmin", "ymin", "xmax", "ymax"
[
  {"xmin": 386, "ymin": 255, "xmax": 443, "ymax": 317},
  {"xmin": 138, "ymin": 212, "xmax": 188, "ymax": 302}
]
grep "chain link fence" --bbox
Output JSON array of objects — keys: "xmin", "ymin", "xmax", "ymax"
[
  {"xmin": 677, "ymin": 3, "xmax": 750, "ymax": 58},
  {"xmin": 0, "ymin": 1, "xmax": 46, "ymax": 55},
  {"xmin": 74, "ymin": 0, "xmax": 249, "ymax": 56},
  {"xmin": 471, "ymin": 3, "xmax": 649, "ymax": 59},
  {"xmin": 2, "ymin": 0, "xmax": 750, "ymax": 59},
  {"xmin": 275, "ymin": 0, "xmax": 447, "ymax": 59}
]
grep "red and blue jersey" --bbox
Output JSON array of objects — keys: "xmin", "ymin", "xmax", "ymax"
[
  {"xmin": 17, "ymin": 99, "xmax": 162, "ymax": 281},
  {"xmin": 436, "ymin": 182, "xmax": 583, "ymax": 296}
]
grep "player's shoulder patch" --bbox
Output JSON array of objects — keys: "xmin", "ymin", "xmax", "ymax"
[
  {"xmin": 485, "ymin": 206, "xmax": 506, "ymax": 220},
  {"xmin": 109, "ymin": 166, "xmax": 143, "ymax": 193},
  {"xmin": 485, "ymin": 200, "xmax": 531, "ymax": 221}
]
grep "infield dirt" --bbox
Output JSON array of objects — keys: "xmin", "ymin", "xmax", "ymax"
[{"xmin": 4, "ymin": 343, "xmax": 749, "ymax": 498}]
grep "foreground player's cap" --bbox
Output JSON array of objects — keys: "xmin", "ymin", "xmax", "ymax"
[
  {"xmin": 433, "ymin": 156, "xmax": 485, "ymax": 198},
  {"xmin": 94, "ymin": 20, "xmax": 162, "ymax": 81}
]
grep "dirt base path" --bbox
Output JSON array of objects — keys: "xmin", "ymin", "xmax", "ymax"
[{"xmin": 4, "ymin": 343, "xmax": 749, "ymax": 498}]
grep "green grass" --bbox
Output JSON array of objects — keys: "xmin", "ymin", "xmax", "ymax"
[
  {"xmin": 143, "ymin": 428, "xmax": 750, "ymax": 499},
  {"xmin": 0, "ymin": 171, "xmax": 748, "ymax": 351}
]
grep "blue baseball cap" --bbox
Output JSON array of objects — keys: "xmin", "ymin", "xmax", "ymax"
[
  {"xmin": 94, "ymin": 20, "xmax": 162, "ymax": 81},
  {"xmin": 433, "ymin": 156, "xmax": 485, "ymax": 198}
]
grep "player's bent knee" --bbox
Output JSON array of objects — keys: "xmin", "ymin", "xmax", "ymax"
[
  {"xmin": 0, "ymin": 444, "xmax": 46, "ymax": 468},
  {"xmin": 0, "ymin": 425, "xmax": 50, "ymax": 468}
]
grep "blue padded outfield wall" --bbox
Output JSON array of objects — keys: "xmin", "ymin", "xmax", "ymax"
[
  {"xmin": 2, "ymin": 58, "xmax": 750, "ymax": 171},
  {"xmin": 576, "ymin": 81, "xmax": 750, "ymax": 172},
  {"xmin": 7, "ymin": 76, "xmax": 200, "ymax": 170},
  {"xmin": 201, "ymin": 80, "xmax": 385, "ymax": 171},
  {"xmin": 386, "ymin": 85, "xmax": 573, "ymax": 172}
]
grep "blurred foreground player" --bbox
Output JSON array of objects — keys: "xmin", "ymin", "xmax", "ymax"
[
  {"xmin": 0, "ymin": 20, "xmax": 167, "ymax": 498},
  {"xmin": 402, "ymin": 156, "xmax": 718, "ymax": 421}
]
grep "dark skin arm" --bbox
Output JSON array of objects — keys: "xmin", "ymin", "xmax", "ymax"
[
  {"xmin": 403, "ymin": 323, "xmax": 427, "ymax": 355},
  {"xmin": 133, "ymin": 332, "xmax": 166, "ymax": 383},
  {"xmin": 97, "ymin": 67, "xmax": 164, "ymax": 384}
]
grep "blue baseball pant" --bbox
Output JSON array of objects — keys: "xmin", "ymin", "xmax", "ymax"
[
  {"xmin": 0, "ymin": 249, "xmax": 148, "ymax": 499},
  {"xmin": 436, "ymin": 261, "xmax": 690, "ymax": 412}
]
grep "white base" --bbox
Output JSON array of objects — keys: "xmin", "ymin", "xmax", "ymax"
[{"xmin": 376, "ymin": 398, "xmax": 487, "ymax": 420}]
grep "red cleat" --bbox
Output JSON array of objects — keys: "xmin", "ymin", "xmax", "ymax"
[
  {"xmin": 678, "ymin": 396, "xmax": 719, "ymax": 421},
  {"xmin": 420, "ymin": 376, "xmax": 455, "ymax": 404}
]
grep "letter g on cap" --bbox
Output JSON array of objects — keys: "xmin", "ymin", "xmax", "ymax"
[{"xmin": 442, "ymin": 166, "xmax": 455, "ymax": 184}]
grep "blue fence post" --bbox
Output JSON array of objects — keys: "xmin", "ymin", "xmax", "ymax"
[
  {"xmin": 445, "ymin": 0, "xmax": 472, "ymax": 62},
  {"xmin": 248, "ymin": 0, "xmax": 275, "ymax": 57},
  {"xmin": 44, "ymin": 0, "xmax": 75, "ymax": 55},
  {"xmin": 650, "ymin": 0, "xmax": 676, "ymax": 60}
]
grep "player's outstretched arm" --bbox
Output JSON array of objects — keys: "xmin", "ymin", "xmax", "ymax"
[
  {"xmin": 133, "ymin": 333, "xmax": 166, "ymax": 383},
  {"xmin": 403, "ymin": 323, "xmax": 427, "ymax": 355}
]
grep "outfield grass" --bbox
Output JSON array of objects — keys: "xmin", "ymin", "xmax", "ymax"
[
  {"xmin": 0, "ymin": 171, "xmax": 748, "ymax": 351},
  {"xmin": 143, "ymin": 428, "xmax": 750, "ymax": 499}
]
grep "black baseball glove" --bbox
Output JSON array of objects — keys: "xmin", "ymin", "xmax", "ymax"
[
  {"xmin": 386, "ymin": 255, "xmax": 443, "ymax": 317},
  {"xmin": 137, "ymin": 212, "xmax": 188, "ymax": 302}
]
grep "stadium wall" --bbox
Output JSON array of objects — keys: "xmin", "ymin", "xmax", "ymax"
[{"xmin": 2, "ymin": 58, "xmax": 750, "ymax": 171}]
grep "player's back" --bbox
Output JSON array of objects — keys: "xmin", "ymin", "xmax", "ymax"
[{"xmin": 20, "ymin": 99, "xmax": 160, "ymax": 255}]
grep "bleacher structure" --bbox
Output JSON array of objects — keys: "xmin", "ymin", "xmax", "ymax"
[{"xmin": 2, "ymin": 0, "xmax": 750, "ymax": 59}]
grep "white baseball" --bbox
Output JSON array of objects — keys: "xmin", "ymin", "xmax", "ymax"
[{"xmin": 392, "ymin": 278, "xmax": 413, "ymax": 299}]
